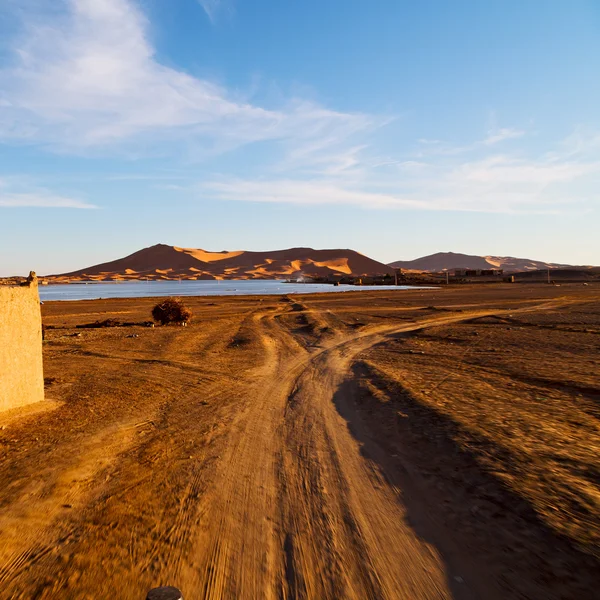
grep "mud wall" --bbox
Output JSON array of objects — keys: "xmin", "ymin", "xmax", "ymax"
[{"xmin": 0, "ymin": 278, "xmax": 44, "ymax": 411}]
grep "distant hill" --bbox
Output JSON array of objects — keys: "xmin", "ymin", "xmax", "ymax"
[
  {"xmin": 51, "ymin": 244, "xmax": 395, "ymax": 281},
  {"xmin": 388, "ymin": 252, "xmax": 584, "ymax": 273}
]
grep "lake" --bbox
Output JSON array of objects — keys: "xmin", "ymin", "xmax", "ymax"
[{"xmin": 39, "ymin": 280, "xmax": 427, "ymax": 301}]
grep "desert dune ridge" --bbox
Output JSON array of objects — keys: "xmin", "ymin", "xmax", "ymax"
[
  {"xmin": 49, "ymin": 244, "xmax": 395, "ymax": 282},
  {"xmin": 388, "ymin": 251, "xmax": 591, "ymax": 273}
]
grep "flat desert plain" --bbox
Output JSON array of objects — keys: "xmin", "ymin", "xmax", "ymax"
[{"xmin": 1, "ymin": 285, "xmax": 599, "ymax": 599}]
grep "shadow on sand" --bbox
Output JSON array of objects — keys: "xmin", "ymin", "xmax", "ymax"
[{"xmin": 330, "ymin": 358, "xmax": 599, "ymax": 600}]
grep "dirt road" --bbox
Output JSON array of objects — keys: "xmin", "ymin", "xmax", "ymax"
[{"xmin": 0, "ymin": 286, "xmax": 598, "ymax": 598}]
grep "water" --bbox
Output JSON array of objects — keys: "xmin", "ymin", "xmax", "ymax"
[{"xmin": 39, "ymin": 280, "xmax": 425, "ymax": 301}]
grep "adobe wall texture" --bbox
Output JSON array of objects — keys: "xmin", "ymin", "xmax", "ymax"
[{"xmin": 0, "ymin": 275, "xmax": 44, "ymax": 412}]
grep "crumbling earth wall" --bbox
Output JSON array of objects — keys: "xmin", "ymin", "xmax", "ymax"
[{"xmin": 0, "ymin": 275, "xmax": 44, "ymax": 411}]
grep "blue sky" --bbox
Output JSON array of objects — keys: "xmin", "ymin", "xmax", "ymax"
[{"xmin": 0, "ymin": 0, "xmax": 599, "ymax": 275}]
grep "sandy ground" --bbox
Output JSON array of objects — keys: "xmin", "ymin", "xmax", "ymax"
[{"xmin": 0, "ymin": 284, "xmax": 598, "ymax": 599}]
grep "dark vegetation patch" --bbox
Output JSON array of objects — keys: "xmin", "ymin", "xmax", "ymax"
[
  {"xmin": 151, "ymin": 297, "xmax": 192, "ymax": 326},
  {"xmin": 227, "ymin": 334, "xmax": 252, "ymax": 348},
  {"xmin": 76, "ymin": 319, "xmax": 155, "ymax": 329},
  {"xmin": 290, "ymin": 302, "xmax": 306, "ymax": 312}
]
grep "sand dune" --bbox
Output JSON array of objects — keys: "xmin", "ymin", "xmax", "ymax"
[
  {"xmin": 313, "ymin": 258, "xmax": 352, "ymax": 274},
  {"xmin": 50, "ymin": 244, "xmax": 395, "ymax": 281},
  {"xmin": 389, "ymin": 251, "xmax": 586, "ymax": 273},
  {"xmin": 175, "ymin": 247, "xmax": 245, "ymax": 263}
]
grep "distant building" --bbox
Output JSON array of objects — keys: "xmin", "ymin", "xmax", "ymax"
[
  {"xmin": 481, "ymin": 269, "xmax": 503, "ymax": 276},
  {"xmin": 453, "ymin": 268, "xmax": 503, "ymax": 277}
]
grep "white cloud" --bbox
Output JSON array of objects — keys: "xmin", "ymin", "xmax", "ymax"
[
  {"xmin": 0, "ymin": 1, "xmax": 598, "ymax": 217},
  {"xmin": 199, "ymin": 140, "xmax": 600, "ymax": 214},
  {"xmin": 433, "ymin": 160, "xmax": 597, "ymax": 213},
  {"xmin": 0, "ymin": 0, "xmax": 371, "ymax": 161},
  {"xmin": 483, "ymin": 127, "xmax": 525, "ymax": 145},
  {"xmin": 202, "ymin": 178, "xmax": 423, "ymax": 209},
  {"xmin": 415, "ymin": 127, "xmax": 526, "ymax": 158},
  {"xmin": 454, "ymin": 155, "xmax": 599, "ymax": 185},
  {"xmin": 558, "ymin": 128, "xmax": 600, "ymax": 157},
  {"xmin": 0, "ymin": 177, "xmax": 95, "ymax": 208},
  {"xmin": 197, "ymin": 175, "xmax": 550, "ymax": 214},
  {"xmin": 0, "ymin": 191, "xmax": 96, "ymax": 208},
  {"xmin": 416, "ymin": 150, "xmax": 599, "ymax": 212}
]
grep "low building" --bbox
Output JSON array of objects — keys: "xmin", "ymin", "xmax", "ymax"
[
  {"xmin": 454, "ymin": 268, "xmax": 504, "ymax": 277},
  {"xmin": 0, "ymin": 272, "xmax": 44, "ymax": 412},
  {"xmin": 481, "ymin": 269, "xmax": 504, "ymax": 276}
]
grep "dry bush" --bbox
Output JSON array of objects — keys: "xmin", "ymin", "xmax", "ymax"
[{"xmin": 151, "ymin": 297, "xmax": 192, "ymax": 326}]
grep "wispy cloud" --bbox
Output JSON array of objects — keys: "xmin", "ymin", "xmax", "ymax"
[
  {"xmin": 483, "ymin": 127, "xmax": 525, "ymax": 145},
  {"xmin": 0, "ymin": 193, "xmax": 95, "ymax": 208},
  {"xmin": 557, "ymin": 127, "xmax": 600, "ymax": 158},
  {"xmin": 454, "ymin": 155, "xmax": 598, "ymax": 185},
  {"xmin": 199, "ymin": 134, "xmax": 600, "ymax": 214},
  {"xmin": 0, "ymin": 177, "xmax": 98, "ymax": 209},
  {"xmin": 202, "ymin": 178, "xmax": 423, "ymax": 209},
  {"xmin": 0, "ymin": 0, "xmax": 370, "ymax": 163},
  {"xmin": 0, "ymin": 179, "xmax": 95, "ymax": 208},
  {"xmin": 416, "ymin": 126, "xmax": 526, "ymax": 157},
  {"xmin": 197, "ymin": 0, "xmax": 232, "ymax": 22},
  {"xmin": 1, "ymin": 1, "xmax": 598, "ymax": 217}
]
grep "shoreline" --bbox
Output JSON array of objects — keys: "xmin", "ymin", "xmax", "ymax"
[{"xmin": 38, "ymin": 280, "xmax": 435, "ymax": 302}]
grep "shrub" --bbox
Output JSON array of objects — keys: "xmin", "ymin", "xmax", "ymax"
[{"xmin": 151, "ymin": 297, "xmax": 192, "ymax": 326}]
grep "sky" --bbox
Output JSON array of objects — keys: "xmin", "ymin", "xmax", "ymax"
[{"xmin": 0, "ymin": 0, "xmax": 599, "ymax": 275}]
